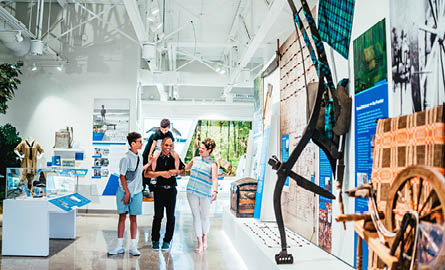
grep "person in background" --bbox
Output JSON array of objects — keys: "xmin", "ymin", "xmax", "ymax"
[
  {"xmin": 148, "ymin": 119, "xmax": 180, "ymax": 173},
  {"xmin": 184, "ymin": 138, "xmax": 218, "ymax": 253},
  {"xmin": 108, "ymin": 132, "xmax": 149, "ymax": 256},
  {"xmin": 145, "ymin": 137, "xmax": 183, "ymax": 251}
]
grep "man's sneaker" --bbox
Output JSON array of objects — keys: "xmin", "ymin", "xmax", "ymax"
[
  {"xmin": 152, "ymin": 241, "xmax": 160, "ymax": 250},
  {"xmin": 108, "ymin": 248, "xmax": 124, "ymax": 255},
  {"xmin": 129, "ymin": 248, "xmax": 141, "ymax": 256},
  {"xmin": 161, "ymin": 241, "xmax": 170, "ymax": 250}
]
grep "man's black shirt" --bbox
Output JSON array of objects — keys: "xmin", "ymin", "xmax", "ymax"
[{"xmin": 154, "ymin": 153, "xmax": 184, "ymax": 187}]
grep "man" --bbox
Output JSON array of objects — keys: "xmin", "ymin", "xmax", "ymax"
[
  {"xmin": 108, "ymin": 132, "xmax": 149, "ymax": 256},
  {"xmin": 144, "ymin": 137, "xmax": 183, "ymax": 251},
  {"xmin": 100, "ymin": 105, "xmax": 106, "ymax": 122}
]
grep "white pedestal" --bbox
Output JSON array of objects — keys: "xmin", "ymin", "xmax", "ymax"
[
  {"xmin": 2, "ymin": 198, "xmax": 77, "ymax": 256},
  {"xmin": 2, "ymin": 199, "xmax": 49, "ymax": 256},
  {"xmin": 48, "ymin": 203, "xmax": 76, "ymax": 239},
  {"xmin": 223, "ymin": 209, "xmax": 354, "ymax": 270}
]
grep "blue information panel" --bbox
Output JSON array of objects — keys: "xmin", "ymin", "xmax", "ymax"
[
  {"xmin": 319, "ymin": 148, "xmax": 333, "ymax": 208},
  {"xmin": 49, "ymin": 193, "xmax": 91, "ymax": 211},
  {"xmin": 354, "ymin": 81, "xmax": 388, "ymax": 269},
  {"xmin": 281, "ymin": 134, "xmax": 290, "ymax": 186},
  {"xmin": 253, "ymin": 128, "xmax": 270, "ymax": 219}
]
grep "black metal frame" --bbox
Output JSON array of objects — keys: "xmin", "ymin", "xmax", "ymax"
[{"xmin": 271, "ymin": 0, "xmax": 350, "ymax": 264}]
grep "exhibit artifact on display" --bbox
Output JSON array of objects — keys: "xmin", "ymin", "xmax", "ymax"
[
  {"xmin": 230, "ymin": 177, "xmax": 258, "ymax": 218},
  {"xmin": 270, "ymin": 0, "xmax": 353, "ymax": 264},
  {"xmin": 14, "ymin": 137, "xmax": 44, "ymax": 189},
  {"xmin": 338, "ymin": 105, "xmax": 445, "ymax": 270}
]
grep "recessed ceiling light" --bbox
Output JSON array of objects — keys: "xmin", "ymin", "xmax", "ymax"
[
  {"xmin": 31, "ymin": 63, "xmax": 37, "ymax": 71},
  {"xmin": 220, "ymin": 69, "xmax": 226, "ymax": 74},
  {"xmin": 215, "ymin": 67, "xmax": 221, "ymax": 72},
  {"xmin": 57, "ymin": 63, "xmax": 63, "ymax": 71},
  {"xmin": 152, "ymin": 8, "xmax": 159, "ymax": 15},
  {"xmin": 155, "ymin": 22, "xmax": 163, "ymax": 30}
]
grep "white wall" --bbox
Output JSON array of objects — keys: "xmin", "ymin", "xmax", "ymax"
[
  {"xmin": 0, "ymin": 4, "xmax": 139, "ymax": 211},
  {"xmin": 141, "ymin": 101, "xmax": 253, "ymax": 121}
]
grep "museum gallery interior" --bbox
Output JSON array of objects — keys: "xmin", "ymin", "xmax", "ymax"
[{"xmin": 0, "ymin": 0, "xmax": 444, "ymax": 269}]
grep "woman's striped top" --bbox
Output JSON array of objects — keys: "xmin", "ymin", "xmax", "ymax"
[{"xmin": 186, "ymin": 156, "xmax": 214, "ymax": 198}]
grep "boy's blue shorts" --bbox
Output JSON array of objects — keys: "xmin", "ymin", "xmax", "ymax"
[{"xmin": 116, "ymin": 187, "xmax": 142, "ymax": 215}]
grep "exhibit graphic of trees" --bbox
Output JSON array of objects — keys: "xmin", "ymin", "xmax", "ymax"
[
  {"xmin": 185, "ymin": 120, "xmax": 252, "ymax": 175},
  {"xmin": 353, "ymin": 19, "xmax": 387, "ymax": 94},
  {"xmin": 279, "ymin": 14, "xmax": 319, "ymax": 244},
  {"xmin": 92, "ymin": 99, "xmax": 130, "ymax": 142},
  {"xmin": 253, "ymin": 76, "xmax": 264, "ymax": 135},
  {"xmin": 390, "ymin": 0, "xmax": 445, "ymax": 116}
]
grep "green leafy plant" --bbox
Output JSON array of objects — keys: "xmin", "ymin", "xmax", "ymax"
[
  {"xmin": 0, "ymin": 124, "xmax": 22, "ymax": 200},
  {"xmin": 0, "ymin": 62, "xmax": 23, "ymax": 114}
]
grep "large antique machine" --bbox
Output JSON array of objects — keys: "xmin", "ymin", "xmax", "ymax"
[
  {"xmin": 268, "ymin": 0, "xmax": 352, "ymax": 264},
  {"xmin": 337, "ymin": 105, "xmax": 445, "ymax": 270}
]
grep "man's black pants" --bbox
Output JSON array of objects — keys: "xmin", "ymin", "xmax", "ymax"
[{"xmin": 151, "ymin": 187, "xmax": 177, "ymax": 243}]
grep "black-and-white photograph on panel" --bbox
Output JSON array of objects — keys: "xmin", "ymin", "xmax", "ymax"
[
  {"xmin": 92, "ymin": 99, "xmax": 130, "ymax": 142},
  {"xmin": 391, "ymin": 0, "xmax": 445, "ymax": 116}
]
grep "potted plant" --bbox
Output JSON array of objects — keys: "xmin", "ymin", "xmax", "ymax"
[
  {"xmin": 0, "ymin": 62, "xmax": 23, "ymax": 114},
  {"xmin": 0, "ymin": 124, "xmax": 22, "ymax": 200}
]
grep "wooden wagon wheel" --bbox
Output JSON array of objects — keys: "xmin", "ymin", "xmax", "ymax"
[{"xmin": 386, "ymin": 165, "xmax": 445, "ymax": 269}]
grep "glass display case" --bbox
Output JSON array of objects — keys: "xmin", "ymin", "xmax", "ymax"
[{"xmin": 5, "ymin": 168, "xmax": 88, "ymax": 199}]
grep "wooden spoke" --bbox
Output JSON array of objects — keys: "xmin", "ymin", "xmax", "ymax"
[
  {"xmin": 416, "ymin": 177, "xmax": 423, "ymax": 212},
  {"xmin": 419, "ymin": 205, "xmax": 443, "ymax": 220},
  {"xmin": 419, "ymin": 190, "xmax": 435, "ymax": 215}
]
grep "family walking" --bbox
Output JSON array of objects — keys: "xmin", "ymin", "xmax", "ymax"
[{"xmin": 108, "ymin": 119, "xmax": 218, "ymax": 256}]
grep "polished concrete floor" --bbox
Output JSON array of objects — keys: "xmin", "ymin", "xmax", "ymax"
[{"xmin": 0, "ymin": 193, "xmax": 247, "ymax": 270}]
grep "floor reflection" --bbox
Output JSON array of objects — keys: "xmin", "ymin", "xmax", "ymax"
[{"xmin": 0, "ymin": 192, "xmax": 245, "ymax": 270}]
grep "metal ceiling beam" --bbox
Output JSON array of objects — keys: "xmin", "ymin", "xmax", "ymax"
[
  {"xmin": 168, "ymin": 42, "xmax": 237, "ymax": 48},
  {"xmin": 56, "ymin": 0, "xmax": 67, "ymax": 7},
  {"xmin": 122, "ymin": 0, "xmax": 148, "ymax": 44},
  {"xmin": 76, "ymin": 2, "xmax": 137, "ymax": 43},
  {"xmin": 139, "ymin": 69, "xmax": 252, "ymax": 88},
  {"xmin": 224, "ymin": 0, "xmax": 286, "ymax": 96}
]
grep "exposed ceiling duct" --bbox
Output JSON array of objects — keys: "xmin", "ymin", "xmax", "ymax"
[{"xmin": 0, "ymin": 31, "xmax": 31, "ymax": 56}]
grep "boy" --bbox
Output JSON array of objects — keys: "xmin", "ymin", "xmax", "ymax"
[
  {"xmin": 108, "ymin": 132, "xmax": 149, "ymax": 256},
  {"xmin": 149, "ymin": 119, "xmax": 180, "ymax": 172}
]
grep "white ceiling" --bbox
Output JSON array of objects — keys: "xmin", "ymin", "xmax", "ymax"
[{"xmin": 0, "ymin": 0, "xmax": 318, "ymax": 102}]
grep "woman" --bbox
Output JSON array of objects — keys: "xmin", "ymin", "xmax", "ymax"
[{"xmin": 184, "ymin": 138, "xmax": 218, "ymax": 253}]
